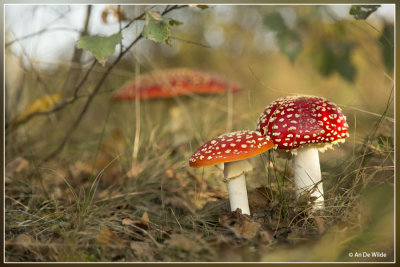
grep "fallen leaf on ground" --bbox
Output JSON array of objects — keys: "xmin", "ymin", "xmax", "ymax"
[
  {"xmin": 122, "ymin": 217, "xmax": 149, "ymax": 231},
  {"xmin": 141, "ymin": 212, "xmax": 150, "ymax": 226},
  {"xmin": 97, "ymin": 227, "xmax": 126, "ymax": 247},
  {"xmin": 122, "ymin": 218, "xmax": 135, "ymax": 226},
  {"xmin": 233, "ymin": 219, "xmax": 261, "ymax": 239}
]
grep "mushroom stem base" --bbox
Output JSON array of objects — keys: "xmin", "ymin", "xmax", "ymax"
[
  {"xmin": 225, "ymin": 164, "xmax": 250, "ymax": 215},
  {"xmin": 292, "ymin": 147, "xmax": 324, "ymax": 209}
]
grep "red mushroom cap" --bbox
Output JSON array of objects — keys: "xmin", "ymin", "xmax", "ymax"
[
  {"xmin": 113, "ymin": 68, "xmax": 242, "ymax": 101},
  {"xmin": 256, "ymin": 95, "xmax": 349, "ymax": 150},
  {"xmin": 189, "ymin": 130, "xmax": 274, "ymax": 167}
]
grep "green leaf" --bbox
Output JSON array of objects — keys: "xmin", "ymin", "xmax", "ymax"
[
  {"xmin": 349, "ymin": 5, "xmax": 380, "ymax": 20},
  {"xmin": 263, "ymin": 12, "xmax": 288, "ymax": 32},
  {"xmin": 142, "ymin": 10, "xmax": 171, "ymax": 45},
  {"xmin": 312, "ymin": 40, "xmax": 356, "ymax": 82},
  {"xmin": 276, "ymin": 30, "xmax": 303, "ymax": 63},
  {"xmin": 335, "ymin": 50, "xmax": 357, "ymax": 82},
  {"xmin": 379, "ymin": 23, "xmax": 394, "ymax": 73},
  {"xmin": 312, "ymin": 43, "xmax": 335, "ymax": 76},
  {"xmin": 77, "ymin": 33, "xmax": 122, "ymax": 66}
]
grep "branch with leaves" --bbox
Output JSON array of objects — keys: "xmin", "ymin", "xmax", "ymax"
[
  {"xmin": 6, "ymin": 5, "xmax": 200, "ymax": 135},
  {"xmin": 7, "ymin": 4, "xmax": 212, "ymax": 164},
  {"xmin": 44, "ymin": 5, "xmax": 200, "ymax": 162}
]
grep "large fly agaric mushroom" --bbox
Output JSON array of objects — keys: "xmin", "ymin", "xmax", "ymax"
[
  {"xmin": 113, "ymin": 68, "xmax": 242, "ymax": 100},
  {"xmin": 189, "ymin": 130, "xmax": 274, "ymax": 215},
  {"xmin": 256, "ymin": 95, "xmax": 349, "ymax": 209}
]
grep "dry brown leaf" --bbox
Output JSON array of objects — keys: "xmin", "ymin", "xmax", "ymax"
[
  {"xmin": 6, "ymin": 157, "xmax": 29, "ymax": 175},
  {"xmin": 122, "ymin": 217, "xmax": 149, "ymax": 231},
  {"xmin": 165, "ymin": 168, "xmax": 174, "ymax": 178},
  {"xmin": 141, "ymin": 212, "xmax": 150, "ymax": 226},
  {"xmin": 101, "ymin": 5, "xmax": 127, "ymax": 24},
  {"xmin": 233, "ymin": 220, "xmax": 261, "ymax": 239},
  {"xmin": 122, "ymin": 218, "xmax": 135, "ymax": 226},
  {"xmin": 97, "ymin": 227, "xmax": 126, "ymax": 247}
]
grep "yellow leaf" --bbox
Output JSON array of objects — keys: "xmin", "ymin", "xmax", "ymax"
[
  {"xmin": 141, "ymin": 212, "xmax": 150, "ymax": 225},
  {"xmin": 16, "ymin": 92, "xmax": 64, "ymax": 122}
]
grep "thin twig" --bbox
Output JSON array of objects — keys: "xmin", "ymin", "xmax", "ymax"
[
  {"xmin": 5, "ymin": 60, "xmax": 97, "ymax": 132},
  {"xmin": 6, "ymin": 7, "xmax": 74, "ymax": 47},
  {"xmin": 118, "ymin": 5, "xmax": 123, "ymax": 54},
  {"xmin": 11, "ymin": 31, "xmax": 51, "ymax": 95},
  {"xmin": 170, "ymin": 36, "xmax": 211, "ymax": 48},
  {"xmin": 5, "ymin": 27, "xmax": 81, "ymax": 47},
  {"xmin": 42, "ymin": 36, "xmax": 145, "ymax": 163},
  {"xmin": 6, "ymin": 5, "xmax": 189, "ymax": 134},
  {"xmin": 6, "ymin": 5, "xmax": 188, "ymax": 162}
]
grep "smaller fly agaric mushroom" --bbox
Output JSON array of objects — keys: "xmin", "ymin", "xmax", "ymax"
[
  {"xmin": 257, "ymin": 95, "xmax": 349, "ymax": 209},
  {"xmin": 113, "ymin": 68, "xmax": 242, "ymax": 101},
  {"xmin": 189, "ymin": 130, "xmax": 274, "ymax": 215}
]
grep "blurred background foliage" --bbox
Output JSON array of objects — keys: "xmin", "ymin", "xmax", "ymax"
[{"xmin": 5, "ymin": 4, "xmax": 394, "ymax": 262}]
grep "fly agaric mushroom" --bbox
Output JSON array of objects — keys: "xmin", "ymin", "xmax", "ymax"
[
  {"xmin": 113, "ymin": 68, "xmax": 242, "ymax": 100},
  {"xmin": 256, "ymin": 95, "xmax": 349, "ymax": 209},
  {"xmin": 189, "ymin": 130, "xmax": 274, "ymax": 215}
]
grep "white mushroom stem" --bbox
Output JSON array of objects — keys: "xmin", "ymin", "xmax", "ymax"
[
  {"xmin": 223, "ymin": 160, "xmax": 253, "ymax": 215},
  {"xmin": 292, "ymin": 147, "xmax": 324, "ymax": 209}
]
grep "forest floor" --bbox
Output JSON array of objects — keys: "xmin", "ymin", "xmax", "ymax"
[{"xmin": 4, "ymin": 90, "xmax": 395, "ymax": 262}]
